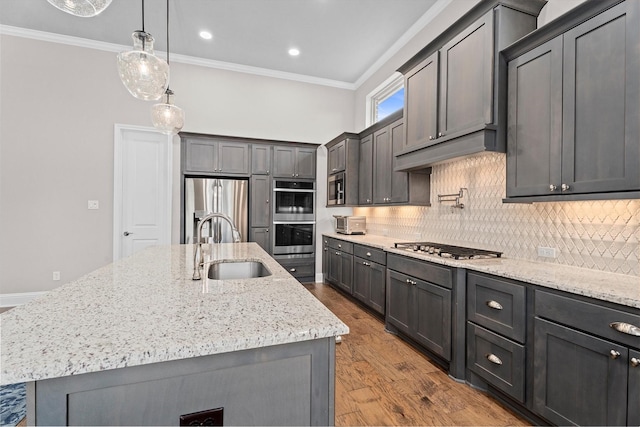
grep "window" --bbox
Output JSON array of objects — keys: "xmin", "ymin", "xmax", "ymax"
[{"xmin": 367, "ymin": 73, "xmax": 404, "ymax": 126}]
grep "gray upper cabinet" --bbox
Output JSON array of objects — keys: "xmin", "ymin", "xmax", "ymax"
[
  {"xmin": 404, "ymin": 52, "xmax": 439, "ymax": 151},
  {"xmin": 373, "ymin": 118, "xmax": 409, "ymax": 204},
  {"xmin": 273, "ymin": 146, "xmax": 317, "ymax": 179},
  {"xmin": 395, "ymin": 0, "xmax": 544, "ymax": 171},
  {"xmin": 439, "ymin": 11, "xmax": 493, "ymax": 137},
  {"xmin": 183, "ymin": 137, "xmax": 250, "ymax": 176},
  {"xmin": 251, "ymin": 144, "xmax": 271, "ymax": 175},
  {"xmin": 328, "ymin": 140, "xmax": 346, "ymax": 174},
  {"xmin": 505, "ymin": 0, "xmax": 640, "ymax": 201},
  {"xmin": 358, "ymin": 134, "xmax": 373, "ymax": 205}
]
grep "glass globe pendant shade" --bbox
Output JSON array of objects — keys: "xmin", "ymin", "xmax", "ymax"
[
  {"xmin": 47, "ymin": 0, "xmax": 112, "ymax": 17},
  {"xmin": 151, "ymin": 90, "xmax": 185, "ymax": 135},
  {"xmin": 117, "ymin": 31, "xmax": 169, "ymax": 101}
]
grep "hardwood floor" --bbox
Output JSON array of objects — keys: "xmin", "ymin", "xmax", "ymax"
[{"xmin": 304, "ymin": 282, "xmax": 530, "ymax": 427}]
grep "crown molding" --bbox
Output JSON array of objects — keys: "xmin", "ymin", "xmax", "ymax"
[
  {"xmin": 353, "ymin": 0, "xmax": 453, "ymax": 89},
  {"xmin": 0, "ymin": 25, "xmax": 356, "ymax": 90}
]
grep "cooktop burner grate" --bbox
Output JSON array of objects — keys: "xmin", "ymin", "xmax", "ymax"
[{"xmin": 394, "ymin": 242, "xmax": 503, "ymax": 260}]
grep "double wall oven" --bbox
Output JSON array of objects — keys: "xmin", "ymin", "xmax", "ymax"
[{"xmin": 272, "ymin": 180, "xmax": 316, "ymax": 256}]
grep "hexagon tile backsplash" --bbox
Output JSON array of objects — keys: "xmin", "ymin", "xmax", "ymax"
[{"xmin": 354, "ymin": 153, "xmax": 639, "ymax": 276}]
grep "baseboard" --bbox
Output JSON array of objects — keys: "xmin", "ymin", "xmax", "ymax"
[{"xmin": 0, "ymin": 292, "xmax": 47, "ymax": 307}]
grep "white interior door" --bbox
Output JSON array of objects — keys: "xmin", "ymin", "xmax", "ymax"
[{"xmin": 114, "ymin": 125, "xmax": 172, "ymax": 260}]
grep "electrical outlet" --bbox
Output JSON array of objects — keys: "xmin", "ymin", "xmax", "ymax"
[
  {"xmin": 537, "ymin": 246, "xmax": 557, "ymax": 258},
  {"xmin": 52, "ymin": 271, "xmax": 61, "ymax": 281},
  {"xmin": 88, "ymin": 200, "xmax": 99, "ymax": 210}
]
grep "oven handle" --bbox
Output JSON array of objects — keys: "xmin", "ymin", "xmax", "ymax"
[
  {"xmin": 273, "ymin": 188, "xmax": 316, "ymax": 193},
  {"xmin": 273, "ymin": 221, "xmax": 316, "ymax": 225}
]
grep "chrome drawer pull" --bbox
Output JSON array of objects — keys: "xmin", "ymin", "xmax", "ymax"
[
  {"xmin": 632, "ymin": 358, "xmax": 640, "ymax": 368},
  {"xmin": 486, "ymin": 300, "xmax": 503, "ymax": 310},
  {"xmin": 610, "ymin": 322, "xmax": 640, "ymax": 336},
  {"xmin": 486, "ymin": 353, "xmax": 502, "ymax": 365},
  {"xmin": 610, "ymin": 350, "xmax": 621, "ymax": 360}
]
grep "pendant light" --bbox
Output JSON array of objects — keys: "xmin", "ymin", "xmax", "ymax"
[
  {"xmin": 117, "ymin": 0, "xmax": 169, "ymax": 101},
  {"xmin": 47, "ymin": 0, "xmax": 112, "ymax": 17},
  {"xmin": 151, "ymin": 0, "xmax": 185, "ymax": 135}
]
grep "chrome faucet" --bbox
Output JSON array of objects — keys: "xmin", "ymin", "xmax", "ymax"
[{"xmin": 192, "ymin": 212, "xmax": 242, "ymax": 280}]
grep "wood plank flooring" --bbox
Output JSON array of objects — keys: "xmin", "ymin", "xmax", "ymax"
[{"xmin": 304, "ymin": 282, "xmax": 530, "ymax": 426}]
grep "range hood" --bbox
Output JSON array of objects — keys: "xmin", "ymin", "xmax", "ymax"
[{"xmin": 394, "ymin": 124, "xmax": 501, "ymax": 172}]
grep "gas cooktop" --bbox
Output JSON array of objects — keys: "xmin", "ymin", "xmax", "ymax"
[{"xmin": 394, "ymin": 242, "xmax": 503, "ymax": 260}]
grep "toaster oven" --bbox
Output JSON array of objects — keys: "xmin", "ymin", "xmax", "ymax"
[{"xmin": 334, "ymin": 215, "xmax": 366, "ymax": 235}]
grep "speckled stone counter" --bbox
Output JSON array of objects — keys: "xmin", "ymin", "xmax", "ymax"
[
  {"xmin": 324, "ymin": 233, "xmax": 640, "ymax": 309},
  {"xmin": 0, "ymin": 243, "xmax": 349, "ymax": 386}
]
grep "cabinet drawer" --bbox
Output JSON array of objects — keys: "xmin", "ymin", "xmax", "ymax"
[
  {"xmin": 275, "ymin": 258, "xmax": 315, "ymax": 281},
  {"xmin": 387, "ymin": 254, "xmax": 452, "ymax": 289},
  {"xmin": 535, "ymin": 290, "xmax": 640, "ymax": 349},
  {"xmin": 354, "ymin": 245, "xmax": 386, "ymax": 265},
  {"xmin": 328, "ymin": 239, "xmax": 353, "ymax": 254},
  {"xmin": 467, "ymin": 273, "xmax": 526, "ymax": 343},
  {"xmin": 467, "ymin": 322, "xmax": 525, "ymax": 403}
]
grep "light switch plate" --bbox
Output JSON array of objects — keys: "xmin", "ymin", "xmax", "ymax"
[
  {"xmin": 537, "ymin": 246, "xmax": 557, "ymax": 258},
  {"xmin": 88, "ymin": 200, "xmax": 99, "ymax": 210}
]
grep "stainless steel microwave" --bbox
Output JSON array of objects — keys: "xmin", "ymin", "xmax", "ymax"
[{"xmin": 327, "ymin": 172, "xmax": 345, "ymax": 205}]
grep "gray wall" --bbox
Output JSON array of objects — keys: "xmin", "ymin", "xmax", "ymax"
[{"xmin": 0, "ymin": 35, "xmax": 354, "ymax": 295}]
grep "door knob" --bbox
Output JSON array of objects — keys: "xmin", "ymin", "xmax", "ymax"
[{"xmin": 123, "ymin": 231, "xmax": 133, "ymax": 236}]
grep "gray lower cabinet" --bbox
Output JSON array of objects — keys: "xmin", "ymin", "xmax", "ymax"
[
  {"xmin": 386, "ymin": 254, "xmax": 452, "ymax": 361},
  {"xmin": 326, "ymin": 238, "xmax": 353, "ymax": 294},
  {"xmin": 505, "ymin": 0, "xmax": 640, "ymax": 200},
  {"xmin": 352, "ymin": 245, "xmax": 386, "ymax": 315},
  {"xmin": 273, "ymin": 146, "xmax": 317, "ymax": 179},
  {"xmin": 182, "ymin": 136, "xmax": 250, "ymax": 176},
  {"xmin": 466, "ymin": 273, "xmax": 527, "ymax": 403},
  {"xmin": 533, "ymin": 290, "xmax": 640, "ymax": 426},
  {"xmin": 275, "ymin": 256, "xmax": 315, "ymax": 283},
  {"xmin": 249, "ymin": 227, "xmax": 270, "ymax": 253}
]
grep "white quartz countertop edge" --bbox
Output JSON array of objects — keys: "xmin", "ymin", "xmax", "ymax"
[
  {"xmin": 0, "ymin": 243, "xmax": 349, "ymax": 386},
  {"xmin": 324, "ymin": 233, "xmax": 640, "ymax": 309}
]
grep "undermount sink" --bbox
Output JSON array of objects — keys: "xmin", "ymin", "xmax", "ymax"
[{"xmin": 207, "ymin": 260, "xmax": 271, "ymax": 280}]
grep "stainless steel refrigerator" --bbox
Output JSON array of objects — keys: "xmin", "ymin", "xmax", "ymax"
[{"xmin": 184, "ymin": 178, "xmax": 249, "ymax": 244}]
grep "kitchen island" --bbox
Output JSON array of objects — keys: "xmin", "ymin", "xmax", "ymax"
[{"xmin": 0, "ymin": 243, "xmax": 349, "ymax": 426}]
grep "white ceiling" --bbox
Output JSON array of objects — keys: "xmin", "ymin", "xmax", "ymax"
[{"xmin": 0, "ymin": 0, "xmax": 443, "ymax": 87}]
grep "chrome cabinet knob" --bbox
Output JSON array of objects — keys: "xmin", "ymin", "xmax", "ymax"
[
  {"xmin": 123, "ymin": 231, "xmax": 133, "ymax": 236},
  {"xmin": 290, "ymin": 268, "xmax": 296, "ymax": 272},
  {"xmin": 429, "ymin": 135, "xmax": 434, "ymax": 140},
  {"xmin": 366, "ymin": 252, "xmax": 371, "ymax": 257},
  {"xmin": 549, "ymin": 184, "xmax": 557, "ymax": 191},
  {"xmin": 438, "ymin": 132, "xmax": 444, "ymax": 137},
  {"xmin": 366, "ymin": 198, "xmax": 371, "ymax": 203},
  {"xmin": 335, "ymin": 251, "xmax": 340, "ymax": 256},
  {"xmin": 610, "ymin": 350, "xmax": 621, "ymax": 359},
  {"xmin": 631, "ymin": 357, "xmax": 640, "ymax": 367},
  {"xmin": 561, "ymin": 183, "xmax": 570, "ymax": 192},
  {"xmin": 338, "ymin": 244, "xmax": 342, "ymax": 248},
  {"xmin": 266, "ymin": 170, "xmax": 269, "ymax": 175}
]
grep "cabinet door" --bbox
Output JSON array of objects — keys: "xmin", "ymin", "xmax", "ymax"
[
  {"xmin": 328, "ymin": 141, "xmax": 346, "ymax": 174},
  {"xmin": 506, "ymin": 37, "xmax": 563, "ymax": 198},
  {"xmin": 185, "ymin": 139, "xmax": 217, "ymax": 173},
  {"xmin": 413, "ymin": 279, "xmax": 452, "ymax": 360},
  {"xmin": 358, "ymin": 134, "xmax": 373, "ymax": 205},
  {"xmin": 353, "ymin": 257, "xmax": 370, "ymax": 304},
  {"xmin": 368, "ymin": 262, "xmax": 386, "ymax": 315},
  {"xmin": 327, "ymin": 248, "xmax": 340, "ymax": 285},
  {"xmin": 251, "ymin": 145, "xmax": 271, "ymax": 175},
  {"xmin": 295, "ymin": 147, "xmax": 317, "ymax": 179},
  {"xmin": 533, "ymin": 317, "xmax": 628, "ymax": 426},
  {"xmin": 218, "ymin": 141, "xmax": 250, "ymax": 175},
  {"xmin": 439, "ymin": 11, "xmax": 493, "ymax": 136},
  {"xmin": 404, "ymin": 51, "xmax": 439, "ymax": 149},
  {"xmin": 250, "ymin": 175, "xmax": 271, "ymax": 228},
  {"xmin": 273, "ymin": 146, "xmax": 296, "ymax": 178},
  {"xmin": 386, "ymin": 270, "xmax": 412, "ymax": 336},
  {"xmin": 373, "ymin": 127, "xmax": 391, "ymax": 204},
  {"xmin": 389, "ymin": 119, "xmax": 409, "ymax": 203},
  {"xmin": 562, "ymin": 1, "xmax": 640, "ymax": 194},
  {"xmin": 249, "ymin": 227, "xmax": 270, "ymax": 253},
  {"xmin": 629, "ymin": 349, "xmax": 640, "ymax": 426},
  {"xmin": 322, "ymin": 238, "xmax": 329, "ymax": 282},
  {"xmin": 339, "ymin": 253, "xmax": 353, "ymax": 294}
]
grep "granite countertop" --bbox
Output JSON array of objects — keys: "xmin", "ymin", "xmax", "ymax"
[
  {"xmin": 0, "ymin": 243, "xmax": 349, "ymax": 386},
  {"xmin": 324, "ymin": 233, "xmax": 640, "ymax": 310}
]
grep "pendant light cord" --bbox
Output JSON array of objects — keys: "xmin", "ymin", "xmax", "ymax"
[
  {"xmin": 142, "ymin": 0, "xmax": 145, "ymax": 32},
  {"xmin": 166, "ymin": 0, "xmax": 170, "ymax": 65}
]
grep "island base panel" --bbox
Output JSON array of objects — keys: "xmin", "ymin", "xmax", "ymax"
[{"xmin": 28, "ymin": 338, "xmax": 335, "ymax": 426}]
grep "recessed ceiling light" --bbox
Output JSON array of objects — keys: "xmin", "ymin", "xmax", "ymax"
[
  {"xmin": 288, "ymin": 48, "xmax": 300, "ymax": 57},
  {"xmin": 199, "ymin": 31, "xmax": 213, "ymax": 40}
]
